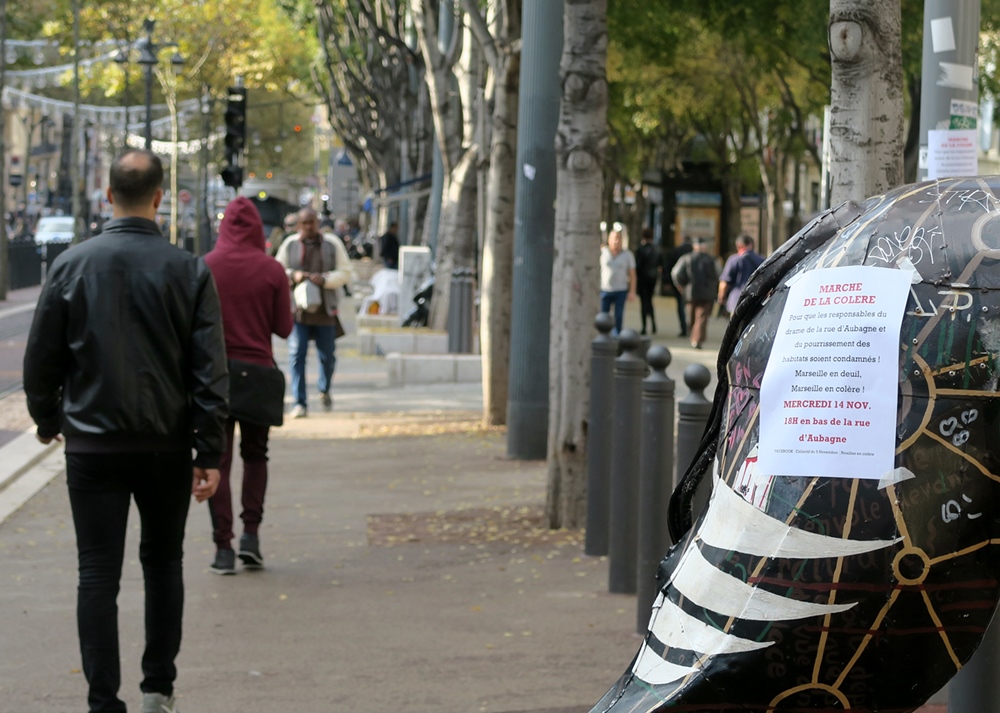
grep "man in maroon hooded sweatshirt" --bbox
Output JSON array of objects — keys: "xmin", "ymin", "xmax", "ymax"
[{"xmin": 204, "ymin": 197, "xmax": 293, "ymax": 574}]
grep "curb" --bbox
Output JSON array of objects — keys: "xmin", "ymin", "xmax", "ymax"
[{"xmin": 0, "ymin": 429, "xmax": 63, "ymax": 526}]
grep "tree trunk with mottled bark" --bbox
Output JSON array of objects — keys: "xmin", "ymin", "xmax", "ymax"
[
  {"xmin": 462, "ymin": 0, "xmax": 523, "ymax": 427},
  {"xmin": 828, "ymin": 0, "xmax": 905, "ymax": 205},
  {"xmin": 546, "ymin": 0, "xmax": 607, "ymax": 529},
  {"xmin": 415, "ymin": 1, "xmax": 482, "ymax": 331},
  {"xmin": 430, "ymin": 148, "xmax": 480, "ymax": 330},
  {"xmin": 480, "ymin": 50, "xmax": 519, "ymax": 425}
]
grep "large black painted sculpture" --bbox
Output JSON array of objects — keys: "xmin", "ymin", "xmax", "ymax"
[{"xmin": 590, "ymin": 177, "xmax": 1000, "ymax": 712}]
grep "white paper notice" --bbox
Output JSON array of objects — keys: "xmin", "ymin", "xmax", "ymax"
[
  {"xmin": 930, "ymin": 17, "xmax": 956, "ymax": 53},
  {"xmin": 758, "ymin": 266, "xmax": 911, "ymax": 479},
  {"xmin": 927, "ymin": 129, "xmax": 979, "ymax": 179},
  {"xmin": 937, "ymin": 62, "xmax": 975, "ymax": 91}
]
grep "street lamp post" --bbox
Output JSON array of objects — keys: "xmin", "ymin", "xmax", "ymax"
[
  {"xmin": 114, "ymin": 47, "xmax": 130, "ymax": 148},
  {"xmin": 134, "ymin": 18, "xmax": 183, "ymax": 151}
]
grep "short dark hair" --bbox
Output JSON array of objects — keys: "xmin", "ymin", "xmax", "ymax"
[
  {"xmin": 736, "ymin": 235, "xmax": 754, "ymax": 250},
  {"xmin": 641, "ymin": 227, "xmax": 653, "ymax": 241},
  {"xmin": 109, "ymin": 150, "xmax": 163, "ymax": 209}
]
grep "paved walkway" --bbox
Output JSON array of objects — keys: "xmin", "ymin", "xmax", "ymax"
[{"xmin": 0, "ymin": 289, "xmax": 946, "ymax": 712}]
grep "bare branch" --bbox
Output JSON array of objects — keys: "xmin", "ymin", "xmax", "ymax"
[
  {"xmin": 442, "ymin": 4, "xmax": 465, "ymax": 69},
  {"xmin": 412, "ymin": 1, "xmax": 443, "ymax": 70},
  {"xmin": 460, "ymin": 0, "xmax": 498, "ymax": 70}
]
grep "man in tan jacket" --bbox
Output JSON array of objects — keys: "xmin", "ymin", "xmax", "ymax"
[{"xmin": 275, "ymin": 208, "xmax": 353, "ymax": 417}]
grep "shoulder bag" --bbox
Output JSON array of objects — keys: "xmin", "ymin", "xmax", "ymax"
[{"xmin": 228, "ymin": 358, "xmax": 286, "ymax": 427}]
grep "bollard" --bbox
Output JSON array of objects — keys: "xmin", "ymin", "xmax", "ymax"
[
  {"xmin": 675, "ymin": 363, "xmax": 712, "ymax": 491},
  {"xmin": 447, "ymin": 268, "xmax": 475, "ymax": 353},
  {"xmin": 459, "ymin": 268, "xmax": 475, "ymax": 353},
  {"xmin": 608, "ymin": 329, "xmax": 645, "ymax": 594},
  {"xmin": 675, "ymin": 363, "xmax": 713, "ymax": 531},
  {"xmin": 447, "ymin": 268, "xmax": 461, "ymax": 353},
  {"xmin": 456, "ymin": 268, "xmax": 467, "ymax": 352},
  {"xmin": 585, "ymin": 312, "xmax": 617, "ymax": 557},
  {"xmin": 457, "ymin": 268, "xmax": 470, "ymax": 353},
  {"xmin": 636, "ymin": 345, "xmax": 675, "ymax": 634},
  {"xmin": 464, "ymin": 269, "xmax": 475, "ymax": 352}
]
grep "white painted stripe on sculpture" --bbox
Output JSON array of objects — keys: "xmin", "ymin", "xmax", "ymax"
[
  {"xmin": 631, "ymin": 641, "xmax": 700, "ymax": 686},
  {"xmin": 648, "ymin": 592, "xmax": 773, "ymax": 655},
  {"xmin": 669, "ymin": 546, "xmax": 856, "ymax": 621},
  {"xmin": 698, "ymin": 471, "xmax": 899, "ymax": 559}
]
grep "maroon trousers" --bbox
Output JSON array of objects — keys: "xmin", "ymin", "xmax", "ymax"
[{"xmin": 208, "ymin": 418, "xmax": 270, "ymax": 549}]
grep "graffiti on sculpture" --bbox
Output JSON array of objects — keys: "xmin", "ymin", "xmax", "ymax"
[{"xmin": 590, "ymin": 177, "xmax": 1000, "ymax": 713}]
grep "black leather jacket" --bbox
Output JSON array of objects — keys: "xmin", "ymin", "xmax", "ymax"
[{"xmin": 23, "ymin": 217, "xmax": 229, "ymax": 467}]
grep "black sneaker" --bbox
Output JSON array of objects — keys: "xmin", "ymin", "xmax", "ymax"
[
  {"xmin": 319, "ymin": 391, "xmax": 333, "ymax": 412},
  {"xmin": 239, "ymin": 533, "xmax": 264, "ymax": 569},
  {"xmin": 211, "ymin": 548, "xmax": 236, "ymax": 575}
]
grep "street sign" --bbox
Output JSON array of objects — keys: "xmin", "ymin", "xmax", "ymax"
[
  {"xmin": 178, "ymin": 189, "xmax": 192, "ymax": 204},
  {"xmin": 9, "ymin": 174, "xmax": 22, "ymax": 187}
]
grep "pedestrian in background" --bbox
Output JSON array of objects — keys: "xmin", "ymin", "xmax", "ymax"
[
  {"xmin": 663, "ymin": 236, "xmax": 693, "ymax": 337},
  {"xmin": 379, "ymin": 221, "xmax": 400, "ymax": 270},
  {"xmin": 23, "ymin": 149, "xmax": 227, "ymax": 713},
  {"xmin": 670, "ymin": 237, "xmax": 719, "ymax": 349},
  {"xmin": 718, "ymin": 234, "xmax": 765, "ymax": 316},
  {"xmin": 204, "ymin": 197, "xmax": 293, "ymax": 575},
  {"xmin": 634, "ymin": 227, "xmax": 661, "ymax": 335},
  {"xmin": 275, "ymin": 208, "xmax": 353, "ymax": 418},
  {"xmin": 599, "ymin": 228, "xmax": 636, "ymax": 334}
]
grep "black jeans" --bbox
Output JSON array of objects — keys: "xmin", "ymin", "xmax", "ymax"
[
  {"xmin": 637, "ymin": 279, "xmax": 657, "ymax": 332},
  {"xmin": 67, "ymin": 451, "xmax": 192, "ymax": 713}
]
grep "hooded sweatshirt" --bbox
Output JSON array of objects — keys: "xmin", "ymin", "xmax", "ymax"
[{"xmin": 205, "ymin": 197, "xmax": 293, "ymax": 366}]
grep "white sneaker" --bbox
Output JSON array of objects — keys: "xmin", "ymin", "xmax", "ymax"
[
  {"xmin": 290, "ymin": 404, "xmax": 307, "ymax": 419},
  {"xmin": 142, "ymin": 692, "xmax": 178, "ymax": 713}
]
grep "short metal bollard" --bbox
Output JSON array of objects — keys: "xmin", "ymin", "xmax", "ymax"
[
  {"xmin": 608, "ymin": 329, "xmax": 644, "ymax": 595},
  {"xmin": 675, "ymin": 364, "xmax": 712, "ymax": 490},
  {"xmin": 447, "ymin": 267, "xmax": 475, "ymax": 353},
  {"xmin": 636, "ymin": 345, "xmax": 675, "ymax": 634},
  {"xmin": 585, "ymin": 312, "xmax": 617, "ymax": 557}
]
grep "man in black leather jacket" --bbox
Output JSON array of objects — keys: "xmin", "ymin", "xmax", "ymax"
[{"xmin": 23, "ymin": 149, "xmax": 228, "ymax": 713}]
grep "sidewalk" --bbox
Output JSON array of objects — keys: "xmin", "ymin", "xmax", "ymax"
[{"xmin": 0, "ymin": 291, "xmax": 946, "ymax": 712}]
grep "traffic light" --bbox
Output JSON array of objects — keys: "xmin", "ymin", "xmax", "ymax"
[
  {"xmin": 221, "ymin": 86, "xmax": 247, "ymax": 189},
  {"xmin": 220, "ymin": 165, "xmax": 243, "ymax": 189}
]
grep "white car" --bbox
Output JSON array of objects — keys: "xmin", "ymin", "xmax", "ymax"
[{"xmin": 33, "ymin": 216, "xmax": 75, "ymax": 244}]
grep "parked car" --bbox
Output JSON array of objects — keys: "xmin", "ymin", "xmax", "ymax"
[{"xmin": 33, "ymin": 216, "xmax": 75, "ymax": 244}]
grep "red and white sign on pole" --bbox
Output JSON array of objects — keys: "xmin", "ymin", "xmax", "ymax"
[
  {"xmin": 178, "ymin": 189, "xmax": 192, "ymax": 205},
  {"xmin": 758, "ymin": 266, "xmax": 911, "ymax": 480}
]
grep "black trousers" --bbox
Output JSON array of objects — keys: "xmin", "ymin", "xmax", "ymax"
[
  {"xmin": 637, "ymin": 279, "xmax": 657, "ymax": 332},
  {"xmin": 67, "ymin": 451, "xmax": 192, "ymax": 713}
]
